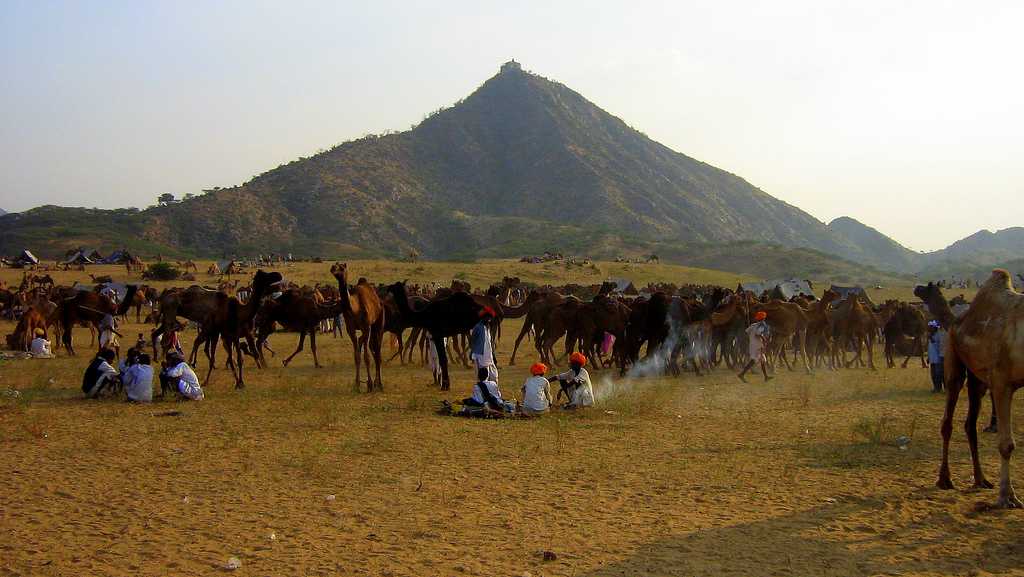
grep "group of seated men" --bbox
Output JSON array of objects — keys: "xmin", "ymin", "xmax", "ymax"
[
  {"xmin": 81, "ymin": 342, "xmax": 204, "ymax": 402},
  {"xmin": 458, "ymin": 351, "xmax": 595, "ymax": 417}
]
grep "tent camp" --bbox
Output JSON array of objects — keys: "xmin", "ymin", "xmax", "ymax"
[
  {"xmin": 610, "ymin": 278, "xmax": 638, "ymax": 295},
  {"xmin": 102, "ymin": 250, "xmax": 133, "ymax": 265},
  {"xmin": 741, "ymin": 279, "xmax": 814, "ymax": 300},
  {"xmin": 85, "ymin": 248, "xmax": 104, "ymax": 261},
  {"xmin": 772, "ymin": 279, "xmax": 814, "ymax": 300},
  {"xmin": 63, "ymin": 250, "xmax": 94, "ymax": 265},
  {"xmin": 12, "ymin": 250, "xmax": 39, "ymax": 267},
  {"xmin": 829, "ymin": 285, "xmax": 875, "ymax": 307}
]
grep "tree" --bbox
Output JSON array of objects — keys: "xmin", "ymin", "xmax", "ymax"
[
  {"xmin": 158, "ymin": 193, "xmax": 176, "ymax": 206},
  {"xmin": 183, "ymin": 193, "xmax": 195, "ymax": 200}
]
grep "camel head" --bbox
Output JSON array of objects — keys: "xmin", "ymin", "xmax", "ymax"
[
  {"xmin": 251, "ymin": 270, "xmax": 284, "ymax": 294},
  {"xmin": 913, "ymin": 282, "xmax": 940, "ymax": 304},
  {"xmin": 330, "ymin": 262, "xmax": 349, "ymax": 285}
]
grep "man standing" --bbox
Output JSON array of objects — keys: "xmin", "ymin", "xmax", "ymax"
[
  {"xmin": 927, "ymin": 320, "xmax": 946, "ymax": 393},
  {"xmin": 738, "ymin": 311, "xmax": 773, "ymax": 383},
  {"xmin": 470, "ymin": 307, "xmax": 498, "ymax": 382}
]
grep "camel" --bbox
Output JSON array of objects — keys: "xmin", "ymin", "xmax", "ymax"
[
  {"xmin": 917, "ymin": 272, "xmax": 1024, "ymax": 508},
  {"xmin": 751, "ymin": 300, "xmax": 812, "ymax": 373},
  {"xmin": 178, "ymin": 259, "xmax": 198, "ymax": 273},
  {"xmin": 833, "ymin": 295, "xmax": 878, "ymax": 370},
  {"xmin": 804, "ymin": 289, "xmax": 839, "ymax": 370},
  {"xmin": 58, "ymin": 285, "xmax": 138, "ymax": 355},
  {"xmin": 386, "ymin": 281, "xmax": 482, "ymax": 391},
  {"xmin": 509, "ymin": 290, "xmax": 566, "ymax": 365},
  {"xmin": 882, "ymin": 301, "xmax": 927, "ymax": 369},
  {"xmin": 199, "ymin": 270, "xmax": 282, "ymax": 388},
  {"xmin": 257, "ymin": 287, "xmax": 344, "ymax": 369},
  {"xmin": 5, "ymin": 305, "xmax": 48, "ymax": 351},
  {"xmin": 208, "ymin": 263, "xmax": 221, "ymax": 276},
  {"xmin": 33, "ymin": 274, "xmax": 54, "ymax": 290},
  {"xmin": 330, "ymin": 263, "xmax": 385, "ymax": 392}
]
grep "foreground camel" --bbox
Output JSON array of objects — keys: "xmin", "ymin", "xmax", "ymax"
[
  {"xmin": 917, "ymin": 270, "xmax": 1024, "ymax": 508},
  {"xmin": 330, "ymin": 263, "xmax": 385, "ymax": 392}
]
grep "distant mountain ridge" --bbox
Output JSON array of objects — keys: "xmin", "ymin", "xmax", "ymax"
[{"xmin": 0, "ymin": 62, "xmax": 1018, "ymax": 279}]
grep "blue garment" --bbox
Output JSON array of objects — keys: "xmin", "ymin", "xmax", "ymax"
[
  {"xmin": 470, "ymin": 321, "xmax": 491, "ymax": 358},
  {"xmin": 927, "ymin": 329, "xmax": 946, "ymax": 364}
]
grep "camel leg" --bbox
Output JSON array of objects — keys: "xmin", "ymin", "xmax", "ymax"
[
  {"xmin": 360, "ymin": 332, "xmax": 371, "ymax": 389},
  {"xmin": 203, "ymin": 331, "xmax": 219, "ymax": 386},
  {"xmin": 965, "ymin": 376, "xmax": 993, "ymax": 489},
  {"xmin": 866, "ymin": 334, "xmax": 876, "ymax": 370},
  {"xmin": 283, "ymin": 331, "xmax": 306, "ymax": 367},
  {"xmin": 434, "ymin": 335, "xmax": 450, "ymax": 391},
  {"xmin": 984, "ymin": 391, "xmax": 998, "ymax": 433},
  {"xmin": 370, "ymin": 324, "xmax": 384, "ymax": 391},
  {"xmin": 310, "ymin": 330, "xmax": 320, "ymax": 369},
  {"xmin": 992, "ymin": 381, "xmax": 1021, "ymax": 508},
  {"xmin": 937, "ymin": 359, "xmax": 966, "ymax": 489},
  {"xmin": 231, "ymin": 338, "xmax": 245, "ymax": 389},
  {"xmin": 509, "ymin": 319, "xmax": 534, "ymax": 366},
  {"xmin": 347, "ymin": 326, "xmax": 362, "ymax": 391}
]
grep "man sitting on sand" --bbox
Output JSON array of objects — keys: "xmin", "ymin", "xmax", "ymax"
[
  {"xmin": 123, "ymin": 353, "xmax": 154, "ymax": 403},
  {"xmin": 521, "ymin": 362, "xmax": 553, "ymax": 416},
  {"xmin": 29, "ymin": 328, "xmax": 53, "ymax": 358},
  {"xmin": 160, "ymin": 351, "xmax": 204, "ymax": 400},
  {"xmin": 463, "ymin": 367, "xmax": 513, "ymax": 413},
  {"xmin": 82, "ymin": 349, "xmax": 119, "ymax": 398},
  {"xmin": 549, "ymin": 352, "xmax": 594, "ymax": 409}
]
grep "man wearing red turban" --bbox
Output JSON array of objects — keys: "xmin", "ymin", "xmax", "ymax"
[{"xmin": 738, "ymin": 310, "xmax": 772, "ymax": 383}]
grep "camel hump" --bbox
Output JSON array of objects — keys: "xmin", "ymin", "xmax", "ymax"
[{"xmin": 984, "ymin": 269, "xmax": 1014, "ymax": 291}]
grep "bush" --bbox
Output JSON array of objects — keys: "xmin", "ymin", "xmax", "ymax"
[{"xmin": 145, "ymin": 262, "xmax": 181, "ymax": 281}]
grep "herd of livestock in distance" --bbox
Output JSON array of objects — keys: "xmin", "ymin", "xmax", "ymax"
[
  {"xmin": 3, "ymin": 263, "xmax": 963, "ymax": 391},
  {"xmin": 3, "ymin": 263, "xmax": 1024, "ymax": 508}
]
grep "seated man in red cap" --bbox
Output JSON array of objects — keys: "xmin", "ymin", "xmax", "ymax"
[
  {"xmin": 520, "ymin": 362, "xmax": 554, "ymax": 416},
  {"xmin": 738, "ymin": 311, "xmax": 773, "ymax": 383},
  {"xmin": 549, "ymin": 352, "xmax": 594, "ymax": 409}
]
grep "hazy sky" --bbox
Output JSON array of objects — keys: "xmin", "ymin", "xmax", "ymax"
[{"xmin": 2, "ymin": 1, "xmax": 1022, "ymax": 251}]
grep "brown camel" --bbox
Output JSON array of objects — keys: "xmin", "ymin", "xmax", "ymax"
[
  {"xmin": 58, "ymin": 285, "xmax": 138, "ymax": 355},
  {"xmin": 330, "ymin": 263, "xmax": 385, "ymax": 391},
  {"xmin": 509, "ymin": 290, "xmax": 567, "ymax": 365},
  {"xmin": 5, "ymin": 305, "xmax": 48, "ymax": 351},
  {"xmin": 804, "ymin": 289, "xmax": 839, "ymax": 370},
  {"xmin": 917, "ymin": 271, "xmax": 1024, "ymax": 508},
  {"xmin": 882, "ymin": 301, "xmax": 927, "ymax": 369},
  {"xmin": 258, "ymin": 288, "xmax": 345, "ymax": 369},
  {"xmin": 751, "ymin": 300, "xmax": 812, "ymax": 373},
  {"xmin": 833, "ymin": 295, "xmax": 878, "ymax": 370},
  {"xmin": 199, "ymin": 270, "xmax": 282, "ymax": 388}
]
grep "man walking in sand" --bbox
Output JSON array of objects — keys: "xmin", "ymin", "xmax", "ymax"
[{"xmin": 738, "ymin": 311, "xmax": 773, "ymax": 383}]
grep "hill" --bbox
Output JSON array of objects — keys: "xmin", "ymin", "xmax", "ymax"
[
  {"xmin": 826, "ymin": 217, "xmax": 921, "ymax": 271},
  {"xmin": 0, "ymin": 62, "xmax": 878, "ymax": 264}
]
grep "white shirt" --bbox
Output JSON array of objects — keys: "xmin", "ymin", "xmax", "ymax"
[
  {"xmin": 166, "ymin": 361, "xmax": 203, "ymax": 400},
  {"xmin": 555, "ymin": 367, "xmax": 594, "ymax": 407},
  {"xmin": 470, "ymin": 380, "xmax": 503, "ymax": 405},
  {"xmin": 521, "ymin": 376, "xmax": 551, "ymax": 412},
  {"xmin": 746, "ymin": 321, "xmax": 769, "ymax": 355},
  {"xmin": 30, "ymin": 337, "xmax": 52, "ymax": 357},
  {"xmin": 123, "ymin": 364, "xmax": 154, "ymax": 402}
]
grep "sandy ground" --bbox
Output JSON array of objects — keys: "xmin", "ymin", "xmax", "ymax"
[{"xmin": 0, "ymin": 263, "xmax": 1018, "ymax": 577}]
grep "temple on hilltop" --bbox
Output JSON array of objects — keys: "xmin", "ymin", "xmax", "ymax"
[{"xmin": 501, "ymin": 59, "xmax": 521, "ymax": 72}]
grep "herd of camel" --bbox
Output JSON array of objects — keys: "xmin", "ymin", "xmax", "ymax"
[{"xmin": 0, "ymin": 263, "xmax": 1021, "ymax": 509}]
